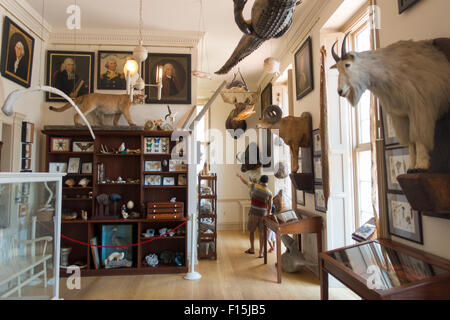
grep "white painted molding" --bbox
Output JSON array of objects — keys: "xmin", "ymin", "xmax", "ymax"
[
  {"xmin": 49, "ymin": 28, "xmax": 203, "ymax": 48},
  {"xmin": 0, "ymin": 0, "xmax": 52, "ymax": 41}
]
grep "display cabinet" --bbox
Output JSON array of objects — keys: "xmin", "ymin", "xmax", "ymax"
[
  {"xmin": 0, "ymin": 173, "xmax": 64, "ymax": 300},
  {"xmin": 198, "ymin": 174, "xmax": 217, "ymax": 260}
]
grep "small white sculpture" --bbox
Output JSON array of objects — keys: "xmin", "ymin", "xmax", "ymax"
[
  {"xmin": 127, "ymin": 201, "xmax": 134, "ymax": 210},
  {"xmin": 105, "ymin": 252, "xmax": 125, "ymax": 266},
  {"xmin": 118, "ymin": 143, "xmax": 126, "ymax": 153}
]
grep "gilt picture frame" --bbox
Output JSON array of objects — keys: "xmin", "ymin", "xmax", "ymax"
[
  {"xmin": 145, "ymin": 53, "xmax": 191, "ymax": 104},
  {"xmin": 46, "ymin": 50, "xmax": 95, "ymax": 102},
  {"xmin": 0, "ymin": 16, "xmax": 35, "ymax": 88},
  {"xmin": 97, "ymin": 50, "xmax": 132, "ymax": 90},
  {"xmin": 294, "ymin": 36, "xmax": 314, "ymax": 100}
]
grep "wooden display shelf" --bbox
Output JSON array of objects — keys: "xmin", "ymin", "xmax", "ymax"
[
  {"xmin": 95, "ymin": 153, "xmax": 141, "ymax": 157},
  {"xmin": 66, "ymin": 173, "xmax": 93, "ymax": 177},
  {"xmin": 140, "ymin": 236, "xmax": 186, "ymax": 241},
  {"xmin": 143, "ymin": 185, "xmax": 187, "ymax": 189},
  {"xmin": 199, "ymin": 195, "xmax": 216, "ymax": 199},
  {"xmin": 397, "ymin": 173, "xmax": 450, "ymax": 214},
  {"xmin": 48, "ymin": 152, "xmax": 93, "ymax": 155},
  {"xmin": 44, "ymin": 127, "xmax": 190, "ymax": 277},
  {"xmin": 63, "ymin": 187, "xmax": 93, "ymax": 190},
  {"xmin": 143, "ymin": 171, "xmax": 188, "ymax": 174}
]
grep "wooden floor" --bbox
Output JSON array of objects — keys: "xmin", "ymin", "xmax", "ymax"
[{"xmin": 59, "ymin": 230, "xmax": 359, "ymax": 300}]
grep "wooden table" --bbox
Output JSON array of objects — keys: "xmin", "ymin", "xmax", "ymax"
[
  {"xmin": 319, "ymin": 239, "xmax": 450, "ymax": 300},
  {"xmin": 263, "ymin": 209, "xmax": 323, "ymax": 283}
]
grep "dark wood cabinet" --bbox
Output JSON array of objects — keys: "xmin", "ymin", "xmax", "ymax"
[{"xmin": 43, "ymin": 127, "xmax": 189, "ymax": 276}]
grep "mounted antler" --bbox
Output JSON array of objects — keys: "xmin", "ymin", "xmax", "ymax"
[{"xmin": 331, "ymin": 32, "xmax": 351, "ymax": 63}]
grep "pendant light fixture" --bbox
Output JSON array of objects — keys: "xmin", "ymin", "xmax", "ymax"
[
  {"xmin": 192, "ymin": 0, "xmax": 212, "ymax": 80},
  {"xmin": 124, "ymin": 0, "xmax": 163, "ymax": 100}
]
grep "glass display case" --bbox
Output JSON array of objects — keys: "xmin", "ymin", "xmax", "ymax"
[{"xmin": 0, "ymin": 173, "xmax": 64, "ymax": 300}]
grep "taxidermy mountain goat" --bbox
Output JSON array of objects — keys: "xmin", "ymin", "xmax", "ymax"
[{"xmin": 331, "ymin": 35, "xmax": 450, "ymax": 171}]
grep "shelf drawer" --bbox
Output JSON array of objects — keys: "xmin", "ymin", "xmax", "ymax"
[
  {"xmin": 146, "ymin": 213, "xmax": 184, "ymax": 220},
  {"xmin": 147, "ymin": 208, "xmax": 184, "ymax": 214},
  {"xmin": 147, "ymin": 202, "xmax": 184, "ymax": 208}
]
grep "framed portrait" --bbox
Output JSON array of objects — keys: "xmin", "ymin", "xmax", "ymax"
[
  {"xmin": 145, "ymin": 53, "xmax": 191, "ymax": 104},
  {"xmin": 296, "ymin": 189, "xmax": 305, "ymax": 206},
  {"xmin": 385, "ymin": 147, "xmax": 409, "ymax": 191},
  {"xmin": 72, "ymin": 141, "xmax": 94, "ymax": 153},
  {"xmin": 313, "ymin": 129, "xmax": 321, "ymax": 156},
  {"xmin": 0, "ymin": 16, "xmax": 35, "ymax": 88},
  {"xmin": 294, "ymin": 36, "xmax": 314, "ymax": 100},
  {"xmin": 387, "ymin": 193, "xmax": 423, "ymax": 244},
  {"xmin": 143, "ymin": 137, "xmax": 170, "ymax": 154},
  {"xmin": 144, "ymin": 175, "xmax": 162, "ymax": 186},
  {"xmin": 163, "ymin": 176, "xmax": 175, "ymax": 186},
  {"xmin": 46, "ymin": 50, "xmax": 95, "ymax": 102},
  {"xmin": 49, "ymin": 162, "xmax": 67, "ymax": 173},
  {"xmin": 81, "ymin": 162, "xmax": 93, "ymax": 174},
  {"xmin": 144, "ymin": 160, "xmax": 162, "ymax": 172},
  {"xmin": 178, "ymin": 174, "xmax": 187, "ymax": 186},
  {"xmin": 382, "ymin": 110, "xmax": 400, "ymax": 146},
  {"xmin": 398, "ymin": 0, "xmax": 421, "ymax": 14},
  {"xmin": 313, "ymin": 156, "xmax": 322, "ymax": 183},
  {"xmin": 97, "ymin": 51, "xmax": 132, "ymax": 90},
  {"xmin": 67, "ymin": 157, "xmax": 81, "ymax": 174},
  {"xmin": 314, "ymin": 184, "xmax": 326, "ymax": 213},
  {"xmin": 50, "ymin": 137, "xmax": 71, "ymax": 152}
]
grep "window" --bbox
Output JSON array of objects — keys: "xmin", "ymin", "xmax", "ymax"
[{"xmin": 349, "ymin": 23, "xmax": 374, "ymax": 227}]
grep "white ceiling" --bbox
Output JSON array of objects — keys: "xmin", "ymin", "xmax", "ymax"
[{"xmin": 25, "ymin": 0, "xmax": 312, "ymax": 99}]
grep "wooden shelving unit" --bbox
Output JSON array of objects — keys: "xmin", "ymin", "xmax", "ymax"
[
  {"xmin": 197, "ymin": 174, "xmax": 217, "ymax": 260},
  {"xmin": 43, "ymin": 127, "xmax": 190, "ymax": 277}
]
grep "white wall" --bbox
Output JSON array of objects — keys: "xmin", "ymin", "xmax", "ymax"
[
  {"xmin": 376, "ymin": 0, "xmax": 450, "ymax": 260},
  {"xmin": 0, "ymin": 2, "xmax": 48, "ymax": 172},
  {"xmin": 257, "ymin": 0, "xmax": 450, "ymax": 260}
]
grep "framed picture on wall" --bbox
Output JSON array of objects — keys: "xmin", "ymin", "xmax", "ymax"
[
  {"xmin": 46, "ymin": 50, "xmax": 95, "ymax": 102},
  {"xmin": 97, "ymin": 50, "xmax": 132, "ymax": 90},
  {"xmin": 385, "ymin": 147, "xmax": 409, "ymax": 191},
  {"xmin": 145, "ymin": 53, "xmax": 191, "ymax": 104},
  {"xmin": 294, "ymin": 36, "xmax": 314, "ymax": 100},
  {"xmin": 387, "ymin": 192, "xmax": 423, "ymax": 244},
  {"xmin": 296, "ymin": 189, "xmax": 305, "ymax": 206},
  {"xmin": 49, "ymin": 162, "xmax": 67, "ymax": 173},
  {"xmin": 313, "ymin": 156, "xmax": 322, "ymax": 183},
  {"xmin": 314, "ymin": 184, "xmax": 326, "ymax": 213},
  {"xmin": 398, "ymin": 0, "xmax": 421, "ymax": 14},
  {"xmin": 67, "ymin": 157, "xmax": 81, "ymax": 174},
  {"xmin": 0, "ymin": 16, "xmax": 35, "ymax": 88},
  {"xmin": 312, "ymin": 129, "xmax": 321, "ymax": 156},
  {"xmin": 382, "ymin": 110, "xmax": 400, "ymax": 146}
]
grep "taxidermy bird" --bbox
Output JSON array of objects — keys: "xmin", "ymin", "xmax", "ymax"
[
  {"xmin": 216, "ymin": 0, "xmax": 302, "ymax": 74},
  {"xmin": 111, "ymin": 227, "xmax": 128, "ymax": 256}
]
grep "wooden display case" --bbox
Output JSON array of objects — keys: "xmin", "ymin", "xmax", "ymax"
[
  {"xmin": 198, "ymin": 174, "xmax": 217, "ymax": 260},
  {"xmin": 43, "ymin": 127, "xmax": 189, "ymax": 277}
]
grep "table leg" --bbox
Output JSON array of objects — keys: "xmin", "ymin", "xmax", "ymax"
[
  {"xmin": 320, "ymin": 262, "xmax": 329, "ymax": 300},
  {"xmin": 263, "ymin": 226, "xmax": 267, "ymax": 265},
  {"xmin": 276, "ymin": 232, "xmax": 281, "ymax": 284}
]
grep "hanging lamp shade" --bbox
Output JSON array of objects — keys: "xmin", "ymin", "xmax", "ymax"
[
  {"xmin": 264, "ymin": 57, "xmax": 281, "ymax": 74},
  {"xmin": 133, "ymin": 44, "xmax": 148, "ymax": 63}
]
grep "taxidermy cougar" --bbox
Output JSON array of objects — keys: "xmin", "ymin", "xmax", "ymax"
[{"xmin": 49, "ymin": 93, "xmax": 146, "ymax": 126}]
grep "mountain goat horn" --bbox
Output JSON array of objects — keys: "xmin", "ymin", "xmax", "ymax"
[
  {"xmin": 331, "ymin": 41, "xmax": 340, "ymax": 62},
  {"xmin": 341, "ymin": 32, "xmax": 351, "ymax": 59},
  {"xmin": 263, "ymin": 105, "xmax": 283, "ymax": 124}
]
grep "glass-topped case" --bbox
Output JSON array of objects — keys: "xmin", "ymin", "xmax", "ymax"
[
  {"xmin": 328, "ymin": 241, "xmax": 448, "ymax": 291},
  {"xmin": 0, "ymin": 173, "xmax": 64, "ymax": 300}
]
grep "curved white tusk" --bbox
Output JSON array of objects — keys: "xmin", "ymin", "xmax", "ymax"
[{"xmin": 1, "ymin": 85, "xmax": 95, "ymax": 139}]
